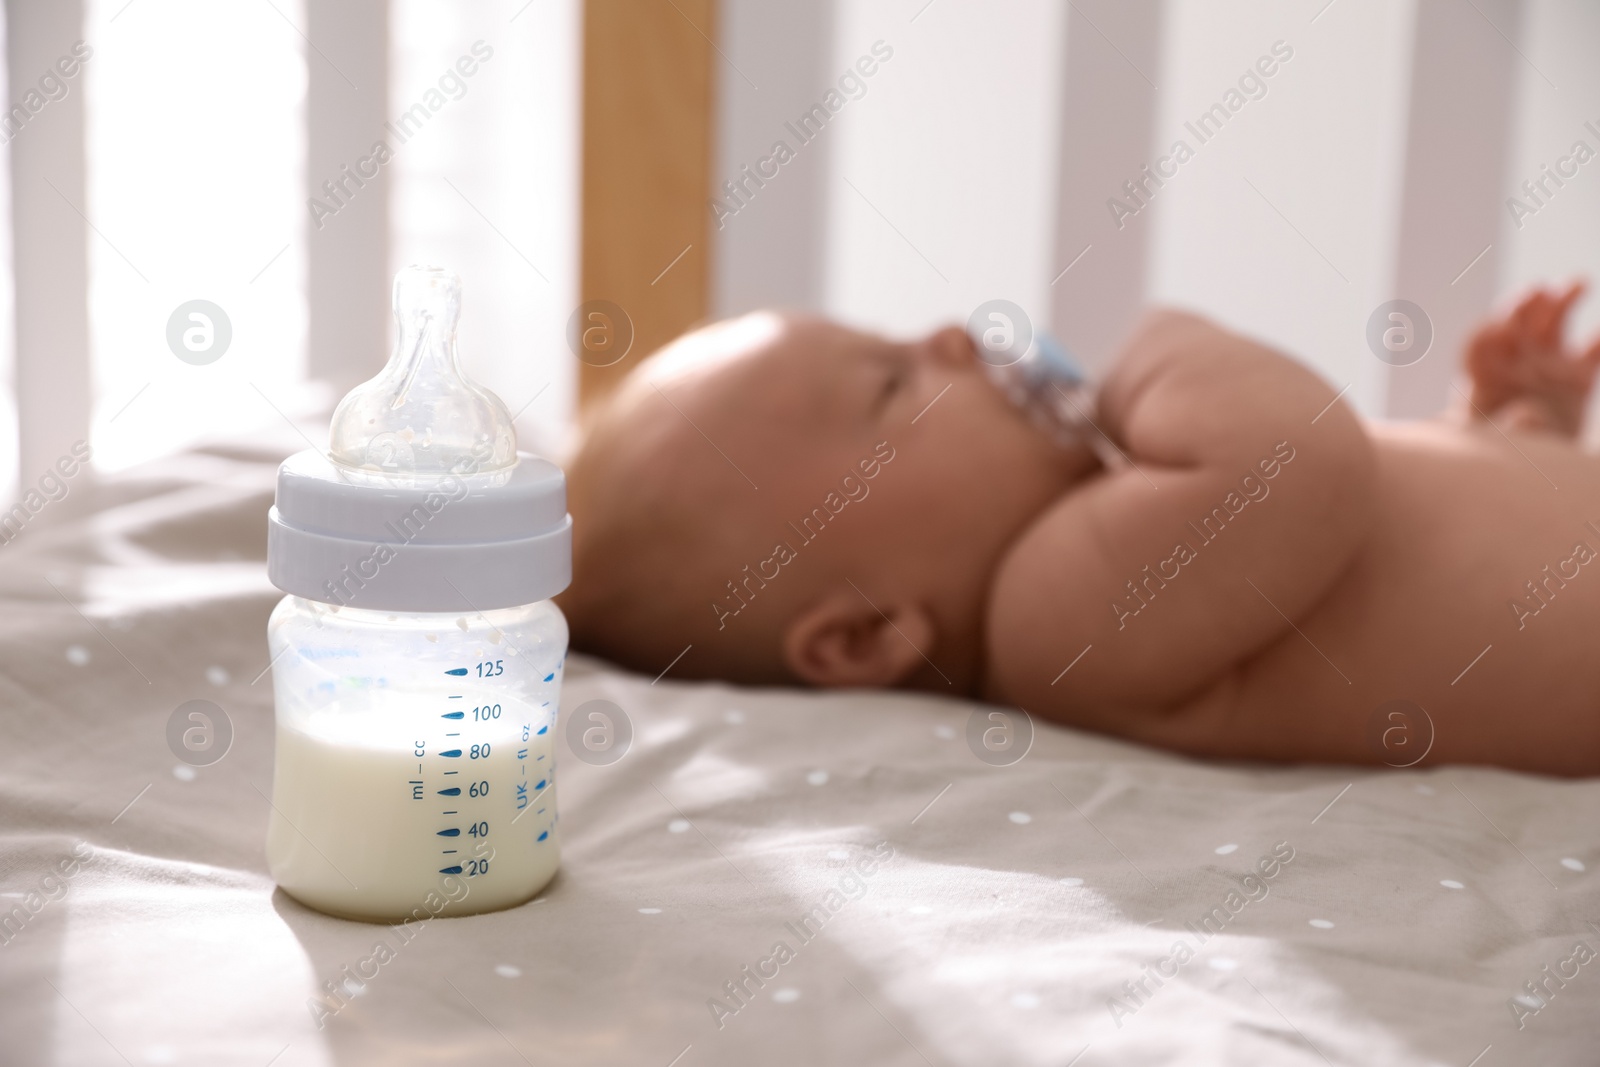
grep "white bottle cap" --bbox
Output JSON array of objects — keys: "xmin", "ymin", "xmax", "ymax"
[{"xmin": 267, "ymin": 450, "xmax": 571, "ymax": 611}]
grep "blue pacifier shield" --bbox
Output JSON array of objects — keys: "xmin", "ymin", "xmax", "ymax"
[{"xmin": 1028, "ymin": 331, "xmax": 1087, "ymax": 388}]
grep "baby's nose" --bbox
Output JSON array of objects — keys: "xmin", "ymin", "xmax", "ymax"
[{"xmin": 923, "ymin": 325, "xmax": 976, "ymax": 368}]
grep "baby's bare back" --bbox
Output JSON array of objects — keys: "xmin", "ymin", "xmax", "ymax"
[
  {"xmin": 1233, "ymin": 421, "xmax": 1600, "ymax": 773},
  {"xmin": 1201, "ymin": 422, "xmax": 1600, "ymax": 774},
  {"xmin": 983, "ymin": 312, "xmax": 1600, "ymax": 775}
]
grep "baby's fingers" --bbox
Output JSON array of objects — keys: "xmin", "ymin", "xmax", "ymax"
[
  {"xmin": 1531, "ymin": 280, "xmax": 1587, "ymax": 348},
  {"xmin": 1581, "ymin": 332, "xmax": 1600, "ymax": 370},
  {"xmin": 1509, "ymin": 287, "xmax": 1555, "ymax": 337},
  {"xmin": 1466, "ymin": 321, "xmax": 1516, "ymax": 370}
]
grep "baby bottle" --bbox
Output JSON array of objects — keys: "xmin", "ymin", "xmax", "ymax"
[{"xmin": 264, "ymin": 265, "xmax": 571, "ymax": 922}]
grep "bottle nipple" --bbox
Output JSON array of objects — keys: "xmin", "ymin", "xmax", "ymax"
[{"xmin": 328, "ymin": 265, "xmax": 517, "ymax": 477}]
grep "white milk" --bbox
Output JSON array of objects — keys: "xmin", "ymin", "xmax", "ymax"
[{"xmin": 266, "ymin": 693, "xmax": 558, "ymax": 921}]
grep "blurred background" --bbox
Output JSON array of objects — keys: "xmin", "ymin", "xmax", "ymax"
[{"xmin": 3, "ymin": 0, "xmax": 1599, "ymax": 511}]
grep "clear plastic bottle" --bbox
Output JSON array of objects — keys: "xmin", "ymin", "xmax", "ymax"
[
  {"xmin": 265, "ymin": 599, "xmax": 566, "ymax": 920},
  {"xmin": 265, "ymin": 266, "xmax": 572, "ymax": 922}
]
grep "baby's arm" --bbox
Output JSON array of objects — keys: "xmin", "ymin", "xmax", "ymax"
[{"xmin": 985, "ymin": 310, "xmax": 1375, "ymax": 743}]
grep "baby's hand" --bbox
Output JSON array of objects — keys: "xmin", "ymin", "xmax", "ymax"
[{"xmin": 1463, "ymin": 281, "xmax": 1600, "ymax": 437}]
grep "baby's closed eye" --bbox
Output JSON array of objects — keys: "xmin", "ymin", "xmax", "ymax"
[{"xmin": 871, "ymin": 357, "xmax": 911, "ymax": 416}]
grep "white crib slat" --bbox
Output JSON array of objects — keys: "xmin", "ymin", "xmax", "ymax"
[
  {"xmin": 1385, "ymin": 0, "xmax": 1522, "ymax": 418},
  {"xmin": 713, "ymin": 0, "xmax": 834, "ymax": 318},
  {"xmin": 7, "ymin": 0, "xmax": 90, "ymax": 492},
  {"xmin": 306, "ymin": 0, "xmax": 390, "ymax": 395},
  {"xmin": 1049, "ymin": 0, "xmax": 1164, "ymax": 373}
]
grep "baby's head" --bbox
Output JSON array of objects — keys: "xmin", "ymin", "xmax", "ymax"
[{"xmin": 561, "ymin": 312, "xmax": 1090, "ymax": 692}]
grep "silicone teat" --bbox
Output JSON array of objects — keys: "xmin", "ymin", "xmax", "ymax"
[{"xmin": 327, "ymin": 265, "xmax": 517, "ymax": 477}]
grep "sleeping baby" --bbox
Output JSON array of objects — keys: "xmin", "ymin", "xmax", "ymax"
[{"xmin": 560, "ymin": 284, "xmax": 1600, "ymax": 776}]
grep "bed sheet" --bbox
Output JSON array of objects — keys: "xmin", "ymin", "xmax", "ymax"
[{"xmin": 2, "ymin": 440, "xmax": 1598, "ymax": 1067}]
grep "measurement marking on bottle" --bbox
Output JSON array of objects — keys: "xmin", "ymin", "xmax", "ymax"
[
  {"xmin": 443, "ymin": 711, "xmax": 464, "ymax": 719},
  {"xmin": 444, "ymin": 770, "xmax": 458, "ymax": 775},
  {"xmin": 445, "ymin": 668, "xmax": 469, "ymax": 676},
  {"xmin": 440, "ymin": 749, "xmax": 462, "ymax": 758},
  {"xmin": 442, "ymin": 849, "xmax": 457, "ymax": 854},
  {"xmin": 438, "ymin": 787, "xmax": 460, "ymax": 796},
  {"xmin": 438, "ymin": 828, "xmax": 460, "ymax": 836},
  {"xmin": 440, "ymin": 865, "xmax": 463, "ymax": 874}
]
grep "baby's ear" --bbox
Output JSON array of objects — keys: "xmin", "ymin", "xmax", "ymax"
[{"xmin": 781, "ymin": 587, "xmax": 934, "ymax": 688}]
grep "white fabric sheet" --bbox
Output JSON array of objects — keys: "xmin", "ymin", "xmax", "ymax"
[{"xmin": 2, "ymin": 440, "xmax": 1598, "ymax": 1066}]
